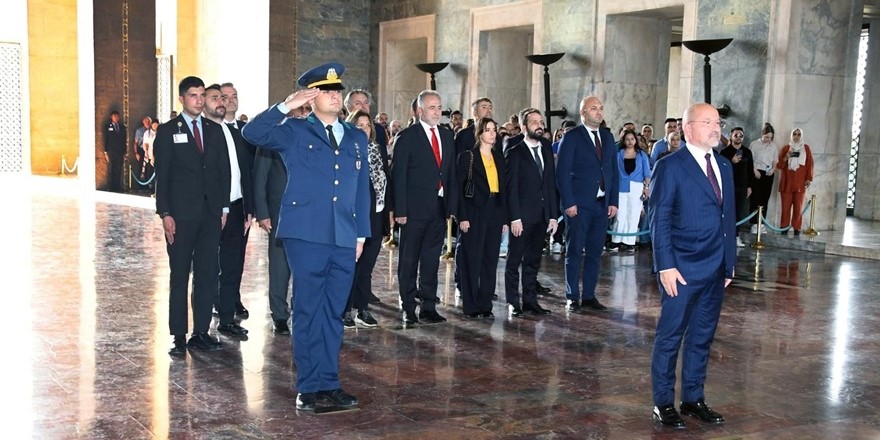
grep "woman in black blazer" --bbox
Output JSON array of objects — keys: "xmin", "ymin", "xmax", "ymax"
[
  {"xmin": 456, "ymin": 117, "xmax": 508, "ymax": 318},
  {"xmin": 342, "ymin": 110, "xmax": 389, "ymax": 328}
]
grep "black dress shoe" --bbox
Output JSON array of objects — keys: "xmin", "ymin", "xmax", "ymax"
[
  {"xmin": 566, "ymin": 299, "xmax": 581, "ymax": 313},
  {"xmin": 480, "ymin": 311, "xmax": 495, "ymax": 319},
  {"xmin": 582, "ymin": 298, "xmax": 608, "ymax": 311},
  {"xmin": 523, "ymin": 302, "xmax": 552, "ymax": 315},
  {"xmin": 419, "ymin": 310, "xmax": 447, "ymax": 323},
  {"xmin": 509, "ymin": 304, "xmax": 523, "ymax": 317},
  {"xmin": 235, "ymin": 302, "xmax": 249, "ymax": 319},
  {"xmin": 464, "ymin": 311, "xmax": 482, "ymax": 319},
  {"xmin": 653, "ymin": 404, "xmax": 686, "ymax": 429},
  {"xmin": 402, "ymin": 311, "xmax": 419, "ymax": 325},
  {"xmin": 273, "ymin": 319, "xmax": 290, "ymax": 335},
  {"xmin": 187, "ymin": 332, "xmax": 223, "ymax": 351},
  {"xmin": 535, "ymin": 281, "xmax": 551, "ymax": 294},
  {"xmin": 296, "ymin": 392, "xmax": 317, "ymax": 411},
  {"xmin": 319, "ymin": 388, "xmax": 358, "ymax": 407},
  {"xmin": 217, "ymin": 322, "xmax": 249, "ymax": 336},
  {"xmin": 169, "ymin": 335, "xmax": 186, "ymax": 356},
  {"xmin": 368, "ymin": 293, "xmax": 382, "ymax": 304},
  {"xmin": 680, "ymin": 400, "xmax": 724, "ymax": 424}
]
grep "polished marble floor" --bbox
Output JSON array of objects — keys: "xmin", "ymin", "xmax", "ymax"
[{"xmin": 6, "ymin": 178, "xmax": 880, "ymax": 439}]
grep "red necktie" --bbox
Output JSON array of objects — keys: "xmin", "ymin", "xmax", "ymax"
[
  {"xmin": 192, "ymin": 120, "xmax": 203, "ymax": 154},
  {"xmin": 430, "ymin": 127, "xmax": 442, "ymax": 189}
]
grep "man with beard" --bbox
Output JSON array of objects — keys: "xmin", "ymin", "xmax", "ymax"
[
  {"xmin": 504, "ymin": 108, "xmax": 559, "ymax": 317},
  {"xmin": 219, "ymin": 82, "xmax": 255, "ymax": 318},
  {"xmin": 454, "ymin": 97, "xmax": 496, "ymax": 156},
  {"xmin": 649, "ymin": 103, "xmax": 735, "ymax": 428},
  {"xmin": 242, "ymin": 63, "xmax": 370, "ymax": 412},
  {"xmin": 203, "ymin": 84, "xmax": 254, "ymax": 336},
  {"xmin": 154, "ymin": 76, "xmax": 231, "ymax": 355},
  {"xmin": 391, "ymin": 90, "xmax": 457, "ymax": 325},
  {"xmin": 719, "ymin": 126, "xmax": 753, "ymax": 247}
]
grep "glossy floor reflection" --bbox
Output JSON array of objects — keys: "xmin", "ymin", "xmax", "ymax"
[{"xmin": 9, "ymin": 182, "xmax": 880, "ymax": 439}]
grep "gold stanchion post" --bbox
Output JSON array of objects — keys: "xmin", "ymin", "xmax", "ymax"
[
  {"xmin": 804, "ymin": 194, "xmax": 819, "ymax": 236},
  {"xmin": 441, "ymin": 218, "xmax": 455, "ymax": 260},
  {"xmin": 752, "ymin": 206, "xmax": 766, "ymax": 249}
]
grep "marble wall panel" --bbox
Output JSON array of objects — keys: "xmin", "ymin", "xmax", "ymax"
[
  {"xmin": 603, "ymin": 14, "xmax": 671, "ymax": 132},
  {"xmin": 478, "ymin": 29, "xmax": 533, "ymax": 123},
  {"xmin": 691, "ymin": 0, "xmax": 771, "ymax": 134}
]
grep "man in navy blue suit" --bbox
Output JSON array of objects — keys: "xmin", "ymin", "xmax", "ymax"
[
  {"xmin": 242, "ymin": 63, "xmax": 371, "ymax": 412},
  {"xmin": 555, "ymin": 96, "xmax": 619, "ymax": 313},
  {"xmin": 649, "ymin": 103, "xmax": 736, "ymax": 428}
]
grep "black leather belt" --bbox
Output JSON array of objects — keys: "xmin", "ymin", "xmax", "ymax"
[
  {"xmin": 596, "ymin": 196, "xmax": 605, "ymax": 201},
  {"xmin": 230, "ymin": 198, "xmax": 243, "ymax": 206},
  {"xmin": 488, "ymin": 192, "xmax": 500, "ymax": 198}
]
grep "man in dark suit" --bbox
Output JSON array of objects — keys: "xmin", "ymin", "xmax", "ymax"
[
  {"xmin": 203, "ymin": 84, "xmax": 254, "ymax": 337},
  {"xmin": 252, "ymin": 103, "xmax": 310, "ymax": 335},
  {"xmin": 242, "ymin": 63, "xmax": 370, "ymax": 412},
  {"xmin": 391, "ymin": 90, "xmax": 458, "ymax": 325},
  {"xmin": 555, "ymin": 96, "xmax": 619, "ymax": 313},
  {"xmin": 220, "ymin": 82, "xmax": 255, "ymax": 318},
  {"xmin": 454, "ymin": 97, "xmax": 494, "ymax": 157},
  {"xmin": 504, "ymin": 108, "xmax": 559, "ymax": 317},
  {"xmin": 649, "ymin": 103, "xmax": 736, "ymax": 428},
  {"xmin": 154, "ymin": 76, "xmax": 231, "ymax": 355},
  {"xmin": 103, "ymin": 110, "xmax": 127, "ymax": 192}
]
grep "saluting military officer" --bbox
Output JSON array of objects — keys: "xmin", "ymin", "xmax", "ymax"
[{"xmin": 242, "ymin": 63, "xmax": 371, "ymax": 412}]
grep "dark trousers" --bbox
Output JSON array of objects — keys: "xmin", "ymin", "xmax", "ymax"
[
  {"xmin": 505, "ymin": 218, "xmax": 548, "ymax": 307},
  {"xmin": 564, "ymin": 200, "xmax": 607, "ymax": 301},
  {"xmin": 651, "ymin": 271, "xmax": 724, "ymax": 406},
  {"xmin": 397, "ymin": 197, "xmax": 446, "ymax": 314},
  {"xmin": 734, "ymin": 187, "xmax": 750, "ymax": 232},
  {"xmin": 285, "ymin": 239, "xmax": 354, "ymax": 393},
  {"xmin": 347, "ymin": 208, "xmax": 384, "ymax": 313},
  {"xmin": 107, "ymin": 152, "xmax": 124, "ymax": 192},
  {"xmin": 750, "ymin": 171, "xmax": 774, "ymax": 223},
  {"xmin": 267, "ymin": 210, "xmax": 292, "ymax": 321},
  {"xmin": 218, "ymin": 199, "xmax": 248, "ymax": 324},
  {"xmin": 457, "ymin": 196, "xmax": 504, "ymax": 314},
  {"xmin": 167, "ymin": 201, "xmax": 221, "ymax": 336}
]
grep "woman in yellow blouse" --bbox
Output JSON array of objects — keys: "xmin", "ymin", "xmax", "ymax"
[{"xmin": 456, "ymin": 117, "xmax": 508, "ymax": 319}]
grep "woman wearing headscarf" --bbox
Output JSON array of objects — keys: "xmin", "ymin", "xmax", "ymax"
[{"xmin": 776, "ymin": 128, "xmax": 813, "ymax": 236}]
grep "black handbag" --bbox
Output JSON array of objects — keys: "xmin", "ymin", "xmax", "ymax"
[{"xmin": 463, "ymin": 150, "xmax": 475, "ymax": 199}]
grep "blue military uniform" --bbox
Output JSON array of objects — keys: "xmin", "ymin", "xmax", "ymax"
[{"xmin": 242, "ymin": 63, "xmax": 371, "ymax": 399}]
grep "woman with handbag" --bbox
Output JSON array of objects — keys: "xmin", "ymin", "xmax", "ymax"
[{"xmin": 456, "ymin": 117, "xmax": 508, "ymax": 319}]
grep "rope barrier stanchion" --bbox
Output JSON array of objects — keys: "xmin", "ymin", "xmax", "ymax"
[
  {"xmin": 752, "ymin": 206, "xmax": 766, "ymax": 250},
  {"xmin": 129, "ymin": 169, "xmax": 156, "ymax": 186},
  {"xmin": 441, "ymin": 218, "xmax": 455, "ymax": 260},
  {"xmin": 735, "ymin": 210, "xmax": 758, "ymax": 227},
  {"xmin": 61, "ymin": 155, "xmax": 79, "ymax": 175},
  {"xmin": 804, "ymin": 194, "xmax": 819, "ymax": 236}
]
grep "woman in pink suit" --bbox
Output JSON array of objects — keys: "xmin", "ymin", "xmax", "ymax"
[{"xmin": 776, "ymin": 128, "xmax": 814, "ymax": 236}]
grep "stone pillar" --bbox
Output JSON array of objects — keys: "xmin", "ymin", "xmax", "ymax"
[
  {"xmin": 93, "ymin": 0, "xmax": 156, "ymax": 190},
  {"xmin": 855, "ymin": 18, "xmax": 879, "ymax": 220},
  {"xmin": 762, "ymin": 0, "xmax": 863, "ymax": 231},
  {"xmin": 268, "ymin": 0, "xmax": 297, "ymax": 104}
]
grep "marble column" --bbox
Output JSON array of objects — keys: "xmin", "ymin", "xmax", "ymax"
[
  {"xmin": 854, "ymin": 18, "xmax": 879, "ymax": 220},
  {"xmin": 268, "ymin": 0, "xmax": 296, "ymax": 104},
  {"xmin": 761, "ymin": 0, "xmax": 864, "ymax": 231}
]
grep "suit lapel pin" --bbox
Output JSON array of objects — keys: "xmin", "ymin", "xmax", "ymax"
[{"xmin": 177, "ymin": 121, "xmax": 183, "ymax": 133}]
